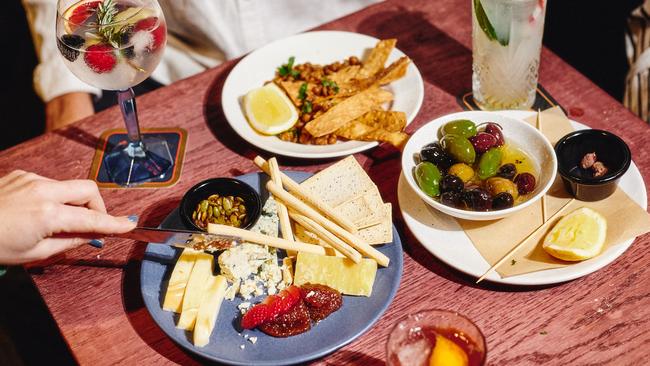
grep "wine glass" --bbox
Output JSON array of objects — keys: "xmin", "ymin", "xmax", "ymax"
[{"xmin": 56, "ymin": 0, "xmax": 172, "ymax": 186}]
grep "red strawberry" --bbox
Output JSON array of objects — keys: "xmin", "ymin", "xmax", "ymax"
[
  {"xmin": 84, "ymin": 44, "xmax": 117, "ymax": 73},
  {"xmin": 240, "ymin": 303, "xmax": 271, "ymax": 330},
  {"xmin": 240, "ymin": 285, "xmax": 302, "ymax": 329},
  {"xmin": 134, "ymin": 17, "xmax": 166, "ymax": 51},
  {"xmin": 68, "ymin": 1, "xmax": 101, "ymax": 29},
  {"xmin": 264, "ymin": 286, "xmax": 302, "ymax": 316}
]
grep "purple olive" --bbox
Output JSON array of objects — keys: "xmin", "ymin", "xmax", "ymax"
[
  {"xmin": 484, "ymin": 123, "xmax": 505, "ymax": 146},
  {"xmin": 469, "ymin": 132, "xmax": 498, "ymax": 154},
  {"xmin": 497, "ymin": 163, "xmax": 517, "ymax": 180},
  {"xmin": 514, "ymin": 173, "xmax": 536, "ymax": 195}
]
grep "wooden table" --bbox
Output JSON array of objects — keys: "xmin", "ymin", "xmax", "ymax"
[{"xmin": 3, "ymin": 0, "xmax": 649, "ymax": 364}]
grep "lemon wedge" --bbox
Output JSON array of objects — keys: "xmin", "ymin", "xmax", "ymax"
[
  {"xmin": 543, "ymin": 207, "xmax": 607, "ymax": 261},
  {"xmin": 429, "ymin": 334, "xmax": 469, "ymax": 366},
  {"xmin": 244, "ymin": 83, "xmax": 298, "ymax": 135}
]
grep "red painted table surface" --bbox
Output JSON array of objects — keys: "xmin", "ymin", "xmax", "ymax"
[{"xmin": 2, "ymin": 0, "xmax": 650, "ymax": 365}]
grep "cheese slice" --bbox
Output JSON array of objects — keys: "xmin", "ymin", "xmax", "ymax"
[
  {"xmin": 163, "ymin": 249, "xmax": 200, "ymax": 313},
  {"xmin": 177, "ymin": 253, "xmax": 214, "ymax": 331},
  {"xmin": 293, "ymin": 252, "xmax": 377, "ymax": 296},
  {"xmin": 193, "ymin": 275, "xmax": 228, "ymax": 347}
]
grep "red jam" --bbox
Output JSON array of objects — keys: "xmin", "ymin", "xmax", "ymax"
[{"xmin": 256, "ymin": 283, "xmax": 342, "ymax": 337}]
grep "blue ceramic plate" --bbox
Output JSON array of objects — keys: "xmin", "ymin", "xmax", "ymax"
[{"xmin": 140, "ymin": 172, "xmax": 404, "ymax": 365}]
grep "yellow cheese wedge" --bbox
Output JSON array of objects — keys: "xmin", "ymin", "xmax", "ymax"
[
  {"xmin": 163, "ymin": 249, "xmax": 200, "ymax": 313},
  {"xmin": 177, "ymin": 253, "xmax": 214, "ymax": 331},
  {"xmin": 193, "ymin": 275, "xmax": 228, "ymax": 347},
  {"xmin": 293, "ymin": 252, "xmax": 377, "ymax": 296}
]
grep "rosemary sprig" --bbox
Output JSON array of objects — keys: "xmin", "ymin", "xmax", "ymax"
[{"xmin": 96, "ymin": 0, "xmax": 127, "ymax": 48}]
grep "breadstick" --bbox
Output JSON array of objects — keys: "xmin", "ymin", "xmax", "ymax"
[
  {"xmin": 289, "ymin": 211, "xmax": 362, "ymax": 263},
  {"xmin": 253, "ymin": 156, "xmax": 357, "ymax": 233},
  {"xmin": 266, "ymin": 181, "xmax": 389, "ymax": 267},
  {"xmin": 268, "ymin": 158, "xmax": 295, "ymax": 257},
  {"xmin": 207, "ymin": 224, "xmax": 327, "ymax": 256}
]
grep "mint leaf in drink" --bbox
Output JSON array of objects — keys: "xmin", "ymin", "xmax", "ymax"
[{"xmin": 473, "ymin": 0, "xmax": 509, "ymax": 46}]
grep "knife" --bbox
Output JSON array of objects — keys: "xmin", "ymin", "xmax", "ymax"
[{"xmin": 112, "ymin": 227, "xmax": 241, "ymax": 251}]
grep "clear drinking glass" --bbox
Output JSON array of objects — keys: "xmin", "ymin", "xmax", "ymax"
[
  {"xmin": 471, "ymin": 0, "xmax": 547, "ymax": 110},
  {"xmin": 56, "ymin": 0, "xmax": 172, "ymax": 186},
  {"xmin": 386, "ymin": 309, "xmax": 487, "ymax": 366}
]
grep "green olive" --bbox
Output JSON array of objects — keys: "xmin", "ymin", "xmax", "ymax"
[
  {"xmin": 477, "ymin": 147, "xmax": 502, "ymax": 180},
  {"xmin": 441, "ymin": 119, "xmax": 477, "ymax": 138},
  {"xmin": 486, "ymin": 177, "xmax": 519, "ymax": 199},
  {"xmin": 441, "ymin": 134, "xmax": 476, "ymax": 164},
  {"xmin": 415, "ymin": 162, "xmax": 442, "ymax": 197}
]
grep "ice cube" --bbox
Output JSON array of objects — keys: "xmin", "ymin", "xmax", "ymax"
[
  {"xmin": 395, "ymin": 338, "xmax": 431, "ymax": 366},
  {"xmin": 131, "ymin": 31, "xmax": 153, "ymax": 54}
]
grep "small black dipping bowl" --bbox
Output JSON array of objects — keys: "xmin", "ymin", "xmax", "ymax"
[
  {"xmin": 179, "ymin": 178, "xmax": 262, "ymax": 231},
  {"xmin": 555, "ymin": 129, "xmax": 631, "ymax": 201}
]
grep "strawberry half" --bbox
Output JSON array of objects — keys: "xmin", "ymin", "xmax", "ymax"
[
  {"xmin": 84, "ymin": 44, "xmax": 117, "ymax": 73},
  {"xmin": 134, "ymin": 17, "xmax": 166, "ymax": 51},
  {"xmin": 68, "ymin": 1, "xmax": 101, "ymax": 29},
  {"xmin": 240, "ymin": 285, "xmax": 302, "ymax": 329}
]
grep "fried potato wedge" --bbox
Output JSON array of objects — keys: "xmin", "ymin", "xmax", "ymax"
[{"xmin": 305, "ymin": 87, "xmax": 393, "ymax": 137}]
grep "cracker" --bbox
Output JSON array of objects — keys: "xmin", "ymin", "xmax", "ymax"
[
  {"xmin": 357, "ymin": 203, "xmax": 393, "ymax": 245},
  {"xmin": 304, "ymin": 87, "xmax": 393, "ymax": 137},
  {"xmin": 299, "ymin": 156, "xmax": 377, "ymax": 207},
  {"xmin": 357, "ymin": 39, "xmax": 397, "ymax": 79}
]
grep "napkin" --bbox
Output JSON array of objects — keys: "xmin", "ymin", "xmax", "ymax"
[{"xmin": 458, "ymin": 107, "xmax": 650, "ymax": 277}]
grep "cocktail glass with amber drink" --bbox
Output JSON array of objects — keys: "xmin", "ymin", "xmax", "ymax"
[{"xmin": 386, "ymin": 309, "xmax": 486, "ymax": 366}]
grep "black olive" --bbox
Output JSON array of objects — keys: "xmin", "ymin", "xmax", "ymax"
[
  {"xmin": 440, "ymin": 174, "xmax": 464, "ymax": 193},
  {"xmin": 496, "ymin": 163, "xmax": 517, "ymax": 180},
  {"xmin": 440, "ymin": 191, "xmax": 464, "ymax": 208},
  {"xmin": 420, "ymin": 142, "xmax": 454, "ymax": 171},
  {"xmin": 492, "ymin": 192, "xmax": 514, "ymax": 210},
  {"xmin": 462, "ymin": 188, "xmax": 491, "ymax": 211}
]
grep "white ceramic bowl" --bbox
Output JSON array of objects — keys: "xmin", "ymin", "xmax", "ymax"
[{"xmin": 401, "ymin": 111, "xmax": 557, "ymax": 221}]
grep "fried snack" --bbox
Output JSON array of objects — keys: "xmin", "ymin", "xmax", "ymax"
[
  {"xmin": 335, "ymin": 110, "xmax": 409, "ymax": 148},
  {"xmin": 304, "ymin": 87, "xmax": 393, "ymax": 137},
  {"xmin": 356, "ymin": 38, "xmax": 397, "ymax": 79}
]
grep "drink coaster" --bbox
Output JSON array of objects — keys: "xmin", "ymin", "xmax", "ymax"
[
  {"xmin": 89, "ymin": 127, "xmax": 187, "ymax": 189},
  {"xmin": 457, "ymin": 84, "xmax": 564, "ymax": 112}
]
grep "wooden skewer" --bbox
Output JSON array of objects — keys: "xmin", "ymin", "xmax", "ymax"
[
  {"xmin": 289, "ymin": 211, "xmax": 361, "ymax": 262},
  {"xmin": 266, "ymin": 180, "xmax": 390, "ymax": 267},
  {"xmin": 475, "ymin": 198, "xmax": 575, "ymax": 284},
  {"xmin": 268, "ymin": 158, "xmax": 295, "ymax": 252},
  {"xmin": 536, "ymin": 109, "xmax": 548, "ymax": 223},
  {"xmin": 253, "ymin": 156, "xmax": 358, "ymax": 234},
  {"xmin": 206, "ymin": 223, "xmax": 328, "ymax": 256}
]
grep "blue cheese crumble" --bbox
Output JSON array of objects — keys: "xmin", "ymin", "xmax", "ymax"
[{"xmin": 219, "ymin": 197, "xmax": 287, "ymax": 300}]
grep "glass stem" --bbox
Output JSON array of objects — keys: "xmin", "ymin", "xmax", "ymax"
[{"xmin": 118, "ymin": 88, "xmax": 146, "ymax": 158}]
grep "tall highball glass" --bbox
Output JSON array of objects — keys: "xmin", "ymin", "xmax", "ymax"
[{"xmin": 472, "ymin": 0, "xmax": 547, "ymax": 110}]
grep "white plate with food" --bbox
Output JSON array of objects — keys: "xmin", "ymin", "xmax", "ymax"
[
  {"xmin": 221, "ymin": 30, "xmax": 424, "ymax": 159},
  {"xmin": 398, "ymin": 110, "xmax": 647, "ymax": 285}
]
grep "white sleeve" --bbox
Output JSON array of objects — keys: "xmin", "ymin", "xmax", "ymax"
[{"xmin": 22, "ymin": 0, "xmax": 101, "ymax": 103}]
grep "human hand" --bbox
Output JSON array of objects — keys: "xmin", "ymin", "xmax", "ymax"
[
  {"xmin": 0, "ymin": 171, "xmax": 137, "ymax": 265},
  {"xmin": 45, "ymin": 92, "xmax": 95, "ymax": 131}
]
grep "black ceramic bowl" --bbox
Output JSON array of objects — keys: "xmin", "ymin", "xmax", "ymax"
[
  {"xmin": 555, "ymin": 129, "xmax": 631, "ymax": 201},
  {"xmin": 179, "ymin": 178, "xmax": 262, "ymax": 231}
]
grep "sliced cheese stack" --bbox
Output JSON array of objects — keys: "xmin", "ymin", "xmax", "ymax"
[
  {"xmin": 177, "ymin": 252, "xmax": 214, "ymax": 331},
  {"xmin": 293, "ymin": 252, "xmax": 377, "ymax": 296},
  {"xmin": 163, "ymin": 249, "xmax": 200, "ymax": 312},
  {"xmin": 193, "ymin": 275, "xmax": 228, "ymax": 347}
]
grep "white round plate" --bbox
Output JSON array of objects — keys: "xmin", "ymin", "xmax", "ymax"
[
  {"xmin": 398, "ymin": 110, "xmax": 647, "ymax": 285},
  {"xmin": 221, "ymin": 31, "xmax": 424, "ymax": 159}
]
